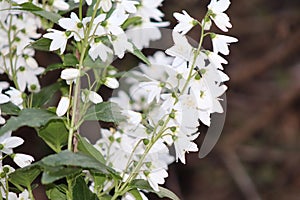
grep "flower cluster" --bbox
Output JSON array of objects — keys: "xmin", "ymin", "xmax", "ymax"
[{"xmin": 0, "ymin": 0, "xmax": 237, "ymax": 199}]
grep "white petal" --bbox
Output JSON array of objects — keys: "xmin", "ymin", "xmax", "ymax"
[
  {"xmin": 104, "ymin": 77, "xmax": 119, "ymax": 89},
  {"xmin": 56, "ymin": 96, "xmax": 70, "ymax": 117},
  {"xmin": 88, "ymin": 91, "xmax": 103, "ymax": 104}
]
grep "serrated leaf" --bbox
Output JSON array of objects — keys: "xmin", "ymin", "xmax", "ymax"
[
  {"xmin": 73, "ymin": 176, "xmax": 98, "ymax": 200},
  {"xmin": 63, "ymin": 53, "xmax": 78, "ymax": 67},
  {"xmin": 77, "ymin": 135, "xmax": 105, "ymax": 163},
  {"xmin": 0, "ymin": 108, "xmax": 60, "ymax": 136},
  {"xmin": 15, "ymin": 3, "xmax": 61, "ymax": 23},
  {"xmin": 40, "ymin": 150, "xmax": 114, "ymax": 174},
  {"xmin": 30, "ymin": 38, "xmax": 52, "ymax": 51},
  {"xmin": 9, "ymin": 164, "xmax": 41, "ymax": 188},
  {"xmin": 84, "ymin": 102, "xmax": 126, "ymax": 123},
  {"xmin": 32, "ymin": 82, "xmax": 63, "ymax": 107},
  {"xmin": 38, "ymin": 120, "xmax": 68, "ymax": 153},
  {"xmin": 130, "ymin": 179, "xmax": 180, "ymax": 200},
  {"xmin": 131, "ymin": 45, "xmax": 151, "ymax": 65},
  {"xmin": 122, "ymin": 16, "xmax": 142, "ymax": 29},
  {"xmin": 41, "ymin": 167, "xmax": 81, "ymax": 184},
  {"xmin": 0, "ymin": 102, "xmax": 20, "ymax": 115}
]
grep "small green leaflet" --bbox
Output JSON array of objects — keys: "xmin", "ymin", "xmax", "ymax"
[
  {"xmin": 9, "ymin": 164, "xmax": 41, "ymax": 188},
  {"xmin": 30, "ymin": 38, "xmax": 52, "ymax": 52},
  {"xmin": 131, "ymin": 44, "xmax": 151, "ymax": 66},
  {"xmin": 32, "ymin": 82, "xmax": 63, "ymax": 107}
]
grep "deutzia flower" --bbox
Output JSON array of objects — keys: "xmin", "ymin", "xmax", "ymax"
[
  {"xmin": 136, "ymin": 0, "xmax": 164, "ymax": 21},
  {"xmin": 104, "ymin": 77, "xmax": 119, "ymax": 89},
  {"xmin": 89, "ymin": 40, "xmax": 113, "ymax": 62},
  {"xmin": 43, "ymin": 29, "xmax": 73, "ymax": 54},
  {"xmin": 56, "ymin": 96, "xmax": 70, "ymax": 117},
  {"xmin": 59, "ymin": 13, "xmax": 91, "ymax": 41},
  {"xmin": 60, "ymin": 68, "xmax": 80, "ymax": 85},
  {"xmin": 115, "ymin": 0, "xmax": 139, "ymax": 13},
  {"xmin": 98, "ymin": 0, "xmax": 113, "ymax": 12},
  {"xmin": 207, "ymin": 0, "xmax": 232, "ymax": 32},
  {"xmin": 0, "ymin": 132, "xmax": 24, "ymax": 155},
  {"xmin": 211, "ymin": 33, "xmax": 238, "ymax": 55},
  {"xmin": 12, "ymin": 153, "xmax": 34, "ymax": 168},
  {"xmin": 53, "ymin": 0, "xmax": 70, "ymax": 10},
  {"xmin": 5, "ymin": 87, "xmax": 23, "ymax": 109},
  {"xmin": 74, "ymin": 0, "xmax": 92, "ymax": 6},
  {"xmin": 165, "ymin": 31, "xmax": 193, "ymax": 63},
  {"xmin": 173, "ymin": 10, "xmax": 197, "ymax": 35},
  {"xmin": 8, "ymin": 189, "xmax": 30, "ymax": 200},
  {"xmin": 110, "ymin": 34, "xmax": 133, "ymax": 59},
  {"xmin": 82, "ymin": 91, "xmax": 103, "ymax": 104},
  {"xmin": 139, "ymin": 80, "xmax": 163, "ymax": 103}
]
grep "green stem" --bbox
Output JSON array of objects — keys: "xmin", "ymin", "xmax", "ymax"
[{"xmin": 27, "ymin": 184, "xmax": 35, "ymax": 200}]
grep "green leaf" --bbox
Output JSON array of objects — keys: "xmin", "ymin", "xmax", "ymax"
[
  {"xmin": 77, "ymin": 135, "xmax": 105, "ymax": 163},
  {"xmin": 32, "ymin": 82, "xmax": 63, "ymax": 107},
  {"xmin": 73, "ymin": 176, "xmax": 98, "ymax": 200},
  {"xmin": 16, "ymin": 3, "xmax": 62, "ymax": 23},
  {"xmin": 131, "ymin": 44, "xmax": 151, "ymax": 65},
  {"xmin": 128, "ymin": 189, "xmax": 143, "ymax": 200},
  {"xmin": 44, "ymin": 63, "xmax": 66, "ymax": 74},
  {"xmin": 38, "ymin": 120, "xmax": 68, "ymax": 153},
  {"xmin": 84, "ymin": 102, "xmax": 126, "ymax": 123},
  {"xmin": 41, "ymin": 167, "xmax": 81, "ymax": 184},
  {"xmin": 63, "ymin": 53, "xmax": 78, "ymax": 67},
  {"xmin": 83, "ymin": 55, "xmax": 108, "ymax": 69},
  {"xmin": 0, "ymin": 102, "xmax": 20, "ymax": 115},
  {"xmin": 40, "ymin": 150, "xmax": 114, "ymax": 174},
  {"xmin": 46, "ymin": 184, "xmax": 67, "ymax": 200},
  {"xmin": 122, "ymin": 16, "xmax": 142, "ymax": 29},
  {"xmin": 0, "ymin": 108, "xmax": 60, "ymax": 136},
  {"xmin": 30, "ymin": 38, "xmax": 52, "ymax": 51},
  {"xmin": 9, "ymin": 164, "xmax": 41, "ymax": 188},
  {"xmin": 130, "ymin": 180, "xmax": 180, "ymax": 200}
]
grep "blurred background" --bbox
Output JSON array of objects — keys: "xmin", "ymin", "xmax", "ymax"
[
  {"xmin": 13, "ymin": 0, "xmax": 300, "ymax": 199},
  {"xmin": 158, "ymin": 0, "xmax": 300, "ymax": 199}
]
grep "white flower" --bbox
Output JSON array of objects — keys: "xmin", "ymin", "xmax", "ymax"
[
  {"xmin": 15, "ymin": 58, "xmax": 44, "ymax": 92},
  {"xmin": 56, "ymin": 96, "xmax": 70, "ymax": 117},
  {"xmin": 126, "ymin": 20, "xmax": 169, "ymax": 49},
  {"xmin": 0, "ymin": 134, "xmax": 24, "ymax": 155},
  {"xmin": 74, "ymin": 0, "xmax": 92, "ymax": 6},
  {"xmin": 0, "ymin": 89, "xmax": 10, "ymax": 104},
  {"xmin": 116, "ymin": 0, "xmax": 139, "ymax": 13},
  {"xmin": 165, "ymin": 31, "xmax": 193, "ymax": 62},
  {"xmin": 88, "ymin": 40, "xmax": 113, "ymax": 61},
  {"xmin": 139, "ymin": 80, "xmax": 162, "ymax": 103},
  {"xmin": 104, "ymin": 77, "xmax": 119, "ymax": 89},
  {"xmin": 60, "ymin": 68, "xmax": 80, "ymax": 85},
  {"xmin": 173, "ymin": 130, "xmax": 199, "ymax": 164},
  {"xmin": 173, "ymin": 10, "xmax": 196, "ymax": 35},
  {"xmin": 136, "ymin": 0, "xmax": 164, "ymax": 21},
  {"xmin": 103, "ymin": 9, "xmax": 129, "ymax": 35},
  {"xmin": 43, "ymin": 29, "xmax": 73, "ymax": 54},
  {"xmin": 82, "ymin": 91, "xmax": 103, "ymax": 104},
  {"xmin": 110, "ymin": 34, "xmax": 133, "ymax": 59},
  {"xmin": 59, "ymin": 12, "xmax": 89, "ymax": 41},
  {"xmin": 12, "ymin": 153, "xmax": 34, "ymax": 168},
  {"xmin": 211, "ymin": 33, "xmax": 238, "ymax": 55},
  {"xmin": 207, "ymin": 0, "xmax": 232, "ymax": 32},
  {"xmin": 202, "ymin": 50, "xmax": 228, "ymax": 70},
  {"xmin": 53, "ymin": 0, "xmax": 70, "ymax": 10},
  {"xmin": 5, "ymin": 87, "xmax": 23, "ymax": 109},
  {"xmin": 98, "ymin": 0, "xmax": 112, "ymax": 12}
]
